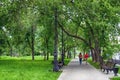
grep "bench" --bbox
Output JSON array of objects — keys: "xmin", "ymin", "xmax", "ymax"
[
  {"xmin": 100, "ymin": 60, "xmax": 116, "ymax": 74},
  {"xmin": 51, "ymin": 61, "xmax": 64, "ymax": 69},
  {"xmin": 113, "ymin": 59, "xmax": 120, "ymax": 65},
  {"xmin": 58, "ymin": 61, "xmax": 64, "ymax": 69}
]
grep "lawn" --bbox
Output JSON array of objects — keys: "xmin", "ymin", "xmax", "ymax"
[
  {"xmin": 110, "ymin": 77, "xmax": 120, "ymax": 80},
  {"xmin": 0, "ymin": 56, "xmax": 71, "ymax": 80}
]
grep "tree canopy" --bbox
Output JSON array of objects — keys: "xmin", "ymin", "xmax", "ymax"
[{"xmin": 0, "ymin": 0, "xmax": 120, "ymax": 67}]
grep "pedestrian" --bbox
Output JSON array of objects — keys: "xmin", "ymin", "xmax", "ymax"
[
  {"xmin": 79, "ymin": 53, "xmax": 82, "ymax": 65},
  {"xmin": 84, "ymin": 53, "xmax": 89, "ymax": 64}
]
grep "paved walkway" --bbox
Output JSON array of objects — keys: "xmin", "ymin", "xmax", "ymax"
[{"xmin": 58, "ymin": 58, "xmax": 116, "ymax": 80}]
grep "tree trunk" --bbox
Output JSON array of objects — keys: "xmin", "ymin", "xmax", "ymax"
[
  {"xmin": 53, "ymin": 7, "xmax": 59, "ymax": 72},
  {"xmin": 91, "ymin": 49, "xmax": 95, "ymax": 62},
  {"xmin": 74, "ymin": 47, "xmax": 76, "ymax": 58},
  {"xmin": 95, "ymin": 39, "xmax": 101, "ymax": 62},
  {"xmin": 61, "ymin": 29, "xmax": 65, "ymax": 65},
  {"xmin": 46, "ymin": 41, "xmax": 49, "ymax": 60},
  {"xmin": 44, "ymin": 51, "xmax": 47, "ymax": 60},
  {"xmin": 93, "ymin": 48, "xmax": 98, "ymax": 62},
  {"xmin": 67, "ymin": 50, "xmax": 69, "ymax": 58},
  {"xmin": 64, "ymin": 45, "xmax": 66, "ymax": 58},
  {"xmin": 7, "ymin": 40, "xmax": 13, "ymax": 57},
  {"xmin": 10, "ymin": 47, "xmax": 13, "ymax": 57},
  {"xmin": 31, "ymin": 26, "xmax": 35, "ymax": 60}
]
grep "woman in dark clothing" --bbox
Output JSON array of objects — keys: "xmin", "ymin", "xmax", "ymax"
[{"xmin": 79, "ymin": 53, "xmax": 82, "ymax": 65}]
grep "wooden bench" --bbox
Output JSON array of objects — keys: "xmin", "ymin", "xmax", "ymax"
[{"xmin": 100, "ymin": 60, "xmax": 116, "ymax": 74}]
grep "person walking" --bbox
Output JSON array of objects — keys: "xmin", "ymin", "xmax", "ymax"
[
  {"xmin": 84, "ymin": 53, "xmax": 89, "ymax": 64},
  {"xmin": 79, "ymin": 53, "xmax": 82, "ymax": 65}
]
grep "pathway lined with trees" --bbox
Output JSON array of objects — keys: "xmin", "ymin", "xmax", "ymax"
[
  {"xmin": 0, "ymin": 0, "xmax": 120, "ymax": 79},
  {"xmin": 58, "ymin": 58, "xmax": 115, "ymax": 80}
]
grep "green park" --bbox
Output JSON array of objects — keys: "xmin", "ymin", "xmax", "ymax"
[{"xmin": 0, "ymin": 0, "xmax": 120, "ymax": 80}]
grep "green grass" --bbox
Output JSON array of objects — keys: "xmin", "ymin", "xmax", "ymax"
[
  {"xmin": 0, "ymin": 56, "xmax": 53, "ymax": 60},
  {"xmin": 0, "ymin": 56, "xmax": 71, "ymax": 80},
  {"xmin": 119, "ymin": 67, "xmax": 120, "ymax": 74},
  {"xmin": 110, "ymin": 77, "xmax": 120, "ymax": 80},
  {"xmin": 87, "ymin": 58, "xmax": 99, "ymax": 69}
]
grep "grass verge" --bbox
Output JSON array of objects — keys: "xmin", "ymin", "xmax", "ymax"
[
  {"xmin": 110, "ymin": 77, "xmax": 120, "ymax": 80},
  {"xmin": 87, "ymin": 58, "xmax": 99, "ymax": 69},
  {"xmin": 0, "ymin": 56, "xmax": 71, "ymax": 80}
]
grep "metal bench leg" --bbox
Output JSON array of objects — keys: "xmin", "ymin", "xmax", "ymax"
[
  {"xmin": 106, "ymin": 69, "xmax": 109, "ymax": 74},
  {"xmin": 103, "ymin": 69, "xmax": 105, "ymax": 72}
]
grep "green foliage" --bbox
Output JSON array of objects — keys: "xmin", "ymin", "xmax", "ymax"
[{"xmin": 0, "ymin": 0, "xmax": 120, "ymax": 60}]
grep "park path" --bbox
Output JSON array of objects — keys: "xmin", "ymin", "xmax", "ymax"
[{"xmin": 58, "ymin": 58, "xmax": 115, "ymax": 80}]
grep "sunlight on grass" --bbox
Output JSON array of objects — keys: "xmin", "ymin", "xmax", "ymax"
[
  {"xmin": 0, "ymin": 56, "xmax": 71, "ymax": 80},
  {"xmin": 0, "ymin": 60, "xmax": 60, "ymax": 80},
  {"xmin": 0, "ymin": 56, "xmax": 51, "ymax": 60}
]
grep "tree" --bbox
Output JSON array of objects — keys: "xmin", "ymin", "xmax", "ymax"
[
  {"xmin": 53, "ymin": 7, "xmax": 59, "ymax": 71},
  {"xmin": 57, "ymin": 0, "xmax": 120, "ymax": 62}
]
